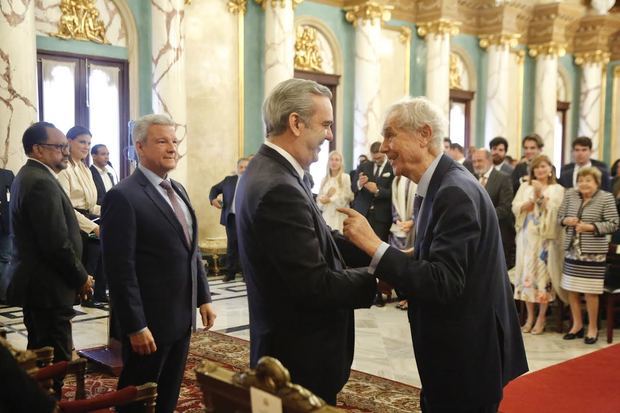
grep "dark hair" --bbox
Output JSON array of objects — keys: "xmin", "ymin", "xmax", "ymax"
[
  {"xmin": 66, "ymin": 126, "xmax": 92, "ymax": 140},
  {"xmin": 22, "ymin": 122, "xmax": 56, "ymax": 155},
  {"xmin": 489, "ymin": 136, "xmax": 508, "ymax": 151},
  {"xmin": 370, "ymin": 142, "xmax": 382, "ymax": 154},
  {"xmin": 358, "ymin": 154, "xmax": 368, "ymax": 161},
  {"xmin": 572, "ymin": 136, "xmax": 592, "ymax": 150},
  {"xmin": 449, "ymin": 143, "xmax": 464, "ymax": 154},
  {"xmin": 91, "ymin": 144, "xmax": 107, "ymax": 155},
  {"xmin": 443, "ymin": 137, "xmax": 452, "ymax": 144},
  {"xmin": 611, "ymin": 158, "xmax": 619, "ymax": 178},
  {"xmin": 522, "ymin": 133, "xmax": 543, "ymax": 149}
]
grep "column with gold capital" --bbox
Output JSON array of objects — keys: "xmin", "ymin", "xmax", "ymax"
[
  {"xmin": 345, "ymin": 1, "xmax": 393, "ymax": 160},
  {"xmin": 480, "ymin": 34, "xmax": 520, "ymax": 145},
  {"xmin": 575, "ymin": 51, "xmax": 609, "ymax": 159},
  {"xmin": 258, "ymin": 0, "xmax": 301, "ymax": 98},
  {"xmin": 0, "ymin": 0, "xmax": 37, "ymax": 171},
  {"xmin": 152, "ymin": 0, "xmax": 188, "ymax": 184},
  {"xmin": 418, "ymin": 20, "xmax": 460, "ymax": 118},
  {"xmin": 529, "ymin": 43, "xmax": 565, "ymax": 164}
]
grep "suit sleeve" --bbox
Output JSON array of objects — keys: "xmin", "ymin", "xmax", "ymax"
[
  {"xmin": 101, "ymin": 188, "xmax": 147, "ymax": 335},
  {"xmin": 254, "ymin": 184, "xmax": 376, "ymax": 310},
  {"xmin": 209, "ymin": 178, "xmax": 225, "ymax": 202},
  {"xmin": 495, "ymin": 174, "xmax": 514, "ymax": 222},
  {"xmin": 26, "ymin": 180, "xmax": 88, "ymax": 289},
  {"xmin": 375, "ymin": 186, "xmax": 480, "ymax": 304}
]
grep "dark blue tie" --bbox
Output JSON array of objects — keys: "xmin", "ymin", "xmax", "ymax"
[
  {"xmin": 302, "ymin": 174, "xmax": 312, "ymax": 191},
  {"xmin": 413, "ymin": 194, "xmax": 423, "ymax": 222}
]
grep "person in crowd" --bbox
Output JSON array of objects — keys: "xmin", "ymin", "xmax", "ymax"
[
  {"xmin": 101, "ymin": 114, "xmax": 216, "ymax": 413},
  {"xmin": 489, "ymin": 136, "xmax": 514, "ymax": 174},
  {"xmin": 472, "ymin": 149, "xmax": 516, "ymax": 269},
  {"xmin": 349, "ymin": 154, "xmax": 368, "ymax": 188},
  {"xmin": 512, "ymin": 134, "xmax": 544, "ymax": 193},
  {"xmin": 558, "ymin": 167, "xmax": 618, "ymax": 344},
  {"xmin": 57, "ymin": 126, "xmax": 103, "ymax": 308},
  {"xmin": 506, "ymin": 155, "xmax": 517, "ymax": 168},
  {"xmin": 235, "ymin": 79, "xmax": 376, "ymax": 405},
  {"xmin": 448, "ymin": 143, "xmax": 474, "ymax": 174},
  {"xmin": 6, "ymin": 122, "xmax": 93, "ymax": 397},
  {"xmin": 339, "ymin": 96, "xmax": 527, "ymax": 413},
  {"xmin": 442, "ymin": 137, "xmax": 451, "ymax": 153},
  {"xmin": 89, "ymin": 144, "xmax": 116, "ymax": 205},
  {"xmin": 559, "ymin": 137, "xmax": 611, "ymax": 192},
  {"xmin": 467, "ymin": 145, "xmax": 477, "ymax": 163},
  {"xmin": 512, "ymin": 154, "xmax": 565, "ymax": 334},
  {"xmin": 209, "ymin": 157, "xmax": 249, "ymax": 282},
  {"xmin": 352, "ymin": 141, "xmax": 395, "ymax": 306},
  {"xmin": 0, "ymin": 167, "xmax": 14, "ymax": 302},
  {"xmin": 611, "ymin": 158, "xmax": 620, "ymax": 198},
  {"xmin": 317, "ymin": 151, "xmax": 354, "ymax": 233}
]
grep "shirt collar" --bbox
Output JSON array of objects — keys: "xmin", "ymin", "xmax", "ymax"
[
  {"xmin": 416, "ymin": 154, "xmax": 443, "ymax": 198},
  {"xmin": 264, "ymin": 140, "xmax": 305, "ymax": 179},
  {"xmin": 138, "ymin": 163, "xmax": 168, "ymax": 187},
  {"xmin": 482, "ymin": 167, "xmax": 493, "ymax": 179},
  {"xmin": 28, "ymin": 157, "xmax": 59, "ymax": 179},
  {"xmin": 94, "ymin": 164, "xmax": 109, "ymax": 174}
]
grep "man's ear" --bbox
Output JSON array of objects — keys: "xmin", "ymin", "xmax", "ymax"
[
  {"xmin": 289, "ymin": 113, "xmax": 303, "ymax": 137},
  {"xmin": 418, "ymin": 124, "xmax": 433, "ymax": 146}
]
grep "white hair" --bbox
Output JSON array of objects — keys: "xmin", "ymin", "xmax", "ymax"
[
  {"xmin": 384, "ymin": 97, "xmax": 448, "ymax": 151},
  {"xmin": 132, "ymin": 114, "xmax": 175, "ymax": 146}
]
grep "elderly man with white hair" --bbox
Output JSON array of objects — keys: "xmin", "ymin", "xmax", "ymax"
[{"xmin": 340, "ymin": 97, "xmax": 527, "ymax": 413}]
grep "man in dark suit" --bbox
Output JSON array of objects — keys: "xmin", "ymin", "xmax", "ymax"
[
  {"xmin": 235, "ymin": 79, "xmax": 376, "ymax": 405},
  {"xmin": 448, "ymin": 142, "xmax": 475, "ymax": 174},
  {"xmin": 6, "ymin": 122, "xmax": 93, "ymax": 396},
  {"xmin": 472, "ymin": 148, "xmax": 516, "ymax": 269},
  {"xmin": 559, "ymin": 136, "xmax": 611, "ymax": 192},
  {"xmin": 348, "ymin": 154, "xmax": 368, "ymax": 192},
  {"xmin": 340, "ymin": 97, "xmax": 527, "ymax": 413},
  {"xmin": 489, "ymin": 136, "xmax": 514, "ymax": 174},
  {"xmin": 209, "ymin": 157, "xmax": 249, "ymax": 282},
  {"xmin": 0, "ymin": 167, "xmax": 14, "ymax": 302},
  {"xmin": 101, "ymin": 114, "xmax": 216, "ymax": 413},
  {"xmin": 89, "ymin": 144, "xmax": 116, "ymax": 205},
  {"xmin": 512, "ymin": 133, "xmax": 544, "ymax": 193}
]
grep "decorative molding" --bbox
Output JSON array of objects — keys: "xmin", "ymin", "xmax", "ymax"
[
  {"xmin": 528, "ymin": 42, "xmax": 567, "ymax": 58},
  {"xmin": 54, "ymin": 0, "xmax": 109, "ymax": 44},
  {"xmin": 294, "ymin": 26, "xmax": 324, "ymax": 72},
  {"xmin": 512, "ymin": 49, "xmax": 526, "ymax": 65},
  {"xmin": 228, "ymin": 0, "xmax": 248, "ymax": 14},
  {"xmin": 417, "ymin": 19, "xmax": 461, "ymax": 38},
  {"xmin": 479, "ymin": 33, "xmax": 521, "ymax": 50},
  {"xmin": 398, "ymin": 25, "xmax": 412, "ymax": 43},
  {"xmin": 449, "ymin": 52, "xmax": 462, "ymax": 90},
  {"xmin": 344, "ymin": 1, "xmax": 393, "ymax": 26},
  {"xmin": 255, "ymin": 0, "xmax": 303, "ymax": 9},
  {"xmin": 574, "ymin": 50, "xmax": 610, "ymax": 66}
]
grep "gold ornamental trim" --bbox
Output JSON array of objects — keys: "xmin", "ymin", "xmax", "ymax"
[
  {"xmin": 344, "ymin": 1, "xmax": 393, "ymax": 26},
  {"xmin": 513, "ymin": 49, "xmax": 526, "ymax": 65},
  {"xmin": 574, "ymin": 50, "xmax": 611, "ymax": 66},
  {"xmin": 479, "ymin": 33, "xmax": 521, "ymax": 49},
  {"xmin": 294, "ymin": 26, "xmax": 324, "ymax": 72},
  {"xmin": 228, "ymin": 0, "xmax": 248, "ymax": 14},
  {"xmin": 397, "ymin": 26, "xmax": 412, "ymax": 43},
  {"xmin": 416, "ymin": 19, "xmax": 461, "ymax": 38},
  {"xmin": 449, "ymin": 52, "xmax": 462, "ymax": 90},
  {"xmin": 528, "ymin": 42, "xmax": 567, "ymax": 58},
  {"xmin": 54, "ymin": 0, "xmax": 109, "ymax": 44},
  {"xmin": 255, "ymin": 0, "xmax": 304, "ymax": 9}
]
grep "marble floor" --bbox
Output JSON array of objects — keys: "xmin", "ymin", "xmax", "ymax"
[{"xmin": 2, "ymin": 278, "xmax": 619, "ymax": 389}]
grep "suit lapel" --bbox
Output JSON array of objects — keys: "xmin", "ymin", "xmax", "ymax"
[{"xmin": 171, "ymin": 180, "xmax": 197, "ymax": 250}]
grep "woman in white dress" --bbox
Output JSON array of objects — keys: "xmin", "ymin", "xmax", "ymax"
[
  {"xmin": 512, "ymin": 154, "xmax": 565, "ymax": 335},
  {"xmin": 317, "ymin": 151, "xmax": 353, "ymax": 233}
]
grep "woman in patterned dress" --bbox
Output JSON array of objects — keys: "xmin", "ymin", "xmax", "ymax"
[
  {"xmin": 559, "ymin": 167, "xmax": 619, "ymax": 344},
  {"xmin": 512, "ymin": 155, "xmax": 565, "ymax": 334}
]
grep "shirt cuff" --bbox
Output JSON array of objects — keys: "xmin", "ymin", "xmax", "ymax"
[
  {"xmin": 129, "ymin": 327, "xmax": 147, "ymax": 336},
  {"xmin": 368, "ymin": 242, "xmax": 390, "ymax": 275}
]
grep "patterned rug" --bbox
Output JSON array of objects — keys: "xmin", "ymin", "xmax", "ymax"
[{"xmin": 64, "ymin": 330, "xmax": 421, "ymax": 412}]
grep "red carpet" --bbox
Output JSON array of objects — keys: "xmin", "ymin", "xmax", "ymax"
[{"xmin": 499, "ymin": 343, "xmax": 620, "ymax": 413}]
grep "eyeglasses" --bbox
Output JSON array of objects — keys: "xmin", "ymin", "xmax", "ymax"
[{"xmin": 37, "ymin": 143, "xmax": 70, "ymax": 152}]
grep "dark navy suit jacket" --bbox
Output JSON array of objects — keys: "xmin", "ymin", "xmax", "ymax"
[
  {"xmin": 376, "ymin": 155, "xmax": 528, "ymax": 409},
  {"xmin": 0, "ymin": 169, "xmax": 14, "ymax": 235},
  {"xmin": 89, "ymin": 165, "xmax": 114, "ymax": 205},
  {"xmin": 209, "ymin": 175, "xmax": 238, "ymax": 226},
  {"xmin": 235, "ymin": 144, "xmax": 376, "ymax": 402},
  {"xmin": 559, "ymin": 159, "xmax": 611, "ymax": 192},
  {"xmin": 351, "ymin": 160, "xmax": 394, "ymax": 223},
  {"xmin": 101, "ymin": 168, "xmax": 211, "ymax": 344}
]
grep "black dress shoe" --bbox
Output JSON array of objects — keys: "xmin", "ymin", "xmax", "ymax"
[
  {"xmin": 222, "ymin": 275, "xmax": 235, "ymax": 282},
  {"xmin": 584, "ymin": 334, "xmax": 598, "ymax": 345},
  {"xmin": 563, "ymin": 328, "xmax": 585, "ymax": 340},
  {"xmin": 373, "ymin": 294, "xmax": 385, "ymax": 307}
]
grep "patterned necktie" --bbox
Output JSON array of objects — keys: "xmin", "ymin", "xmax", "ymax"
[
  {"xmin": 159, "ymin": 180, "xmax": 191, "ymax": 245},
  {"xmin": 480, "ymin": 176, "xmax": 488, "ymax": 187}
]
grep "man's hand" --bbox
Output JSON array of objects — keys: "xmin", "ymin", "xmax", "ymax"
[
  {"xmin": 129, "ymin": 328, "xmax": 157, "ymax": 355},
  {"xmin": 338, "ymin": 207, "xmax": 382, "ymax": 256},
  {"xmin": 199, "ymin": 303, "xmax": 217, "ymax": 330},
  {"xmin": 358, "ymin": 172, "xmax": 368, "ymax": 187},
  {"xmin": 211, "ymin": 198, "xmax": 223, "ymax": 209},
  {"xmin": 364, "ymin": 182, "xmax": 378, "ymax": 194},
  {"xmin": 80, "ymin": 275, "xmax": 94, "ymax": 302},
  {"xmin": 92, "ymin": 226, "xmax": 100, "ymax": 237}
]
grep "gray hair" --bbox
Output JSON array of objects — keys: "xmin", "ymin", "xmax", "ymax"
[
  {"xmin": 476, "ymin": 148, "xmax": 492, "ymax": 161},
  {"xmin": 263, "ymin": 78, "xmax": 332, "ymax": 138},
  {"xmin": 132, "ymin": 114, "xmax": 175, "ymax": 146},
  {"xmin": 384, "ymin": 97, "xmax": 448, "ymax": 152}
]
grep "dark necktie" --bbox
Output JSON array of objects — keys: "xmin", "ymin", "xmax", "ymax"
[
  {"xmin": 159, "ymin": 180, "xmax": 191, "ymax": 245},
  {"xmin": 107, "ymin": 172, "xmax": 115, "ymax": 185},
  {"xmin": 302, "ymin": 174, "xmax": 312, "ymax": 191},
  {"xmin": 413, "ymin": 194, "xmax": 423, "ymax": 222},
  {"xmin": 374, "ymin": 164, "xmax": 380, "ymax": 179}
]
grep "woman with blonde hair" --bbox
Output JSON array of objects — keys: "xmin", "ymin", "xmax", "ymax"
[
  {"xmin": 558, "ymin": 167, "xmax": 618, "ymax": 344},
  {"xmin": 317, "ymin": 151, "xmax": 353, "ymax": 233},
  {"xmin": 512, "ymin": 154, "xmax": 565, "ymax": 334}
]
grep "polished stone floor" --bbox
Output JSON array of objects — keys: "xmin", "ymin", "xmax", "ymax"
[{"xmin": 3, "ymin": 278, "xmax": 619, "ymax": 388}]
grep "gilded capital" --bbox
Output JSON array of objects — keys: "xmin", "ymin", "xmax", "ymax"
[
  {"xmin": 416, "ymin": 19, "xmax": 461, "ymax": 38},
  {"xmin": 398, "ymin": 26, "xmax": 412, "ymax": 43},
  {"xmin": 512, "ymin": 49, "xmax": 526, "ymax": 64},
  {"xmin": 574, "ymin": 50, "xmax": 610, "ymax": 66},
  {"xmin": 344, "ymin": 1, "xmax": 394, "ymax": 27},
  {"xmin": 255, "ymin": 0, "xmax": 303, "ymax": 10},
  {"xmin": 228, "ymin": 0, "xmax": 248, "ymax": 14},
  {"xmin": 528, "ymin": 42, "xmax": 567, "ymax": 58},
  {"xmin": 479, "ymin": 33, "xmax": 521, "ymax": 50}
]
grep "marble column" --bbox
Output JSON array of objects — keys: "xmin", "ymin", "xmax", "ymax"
[
  {"xmin": 0, "ymin": 0, "xmax": 37, "ymax": 171},
  {"xmin": 345, "ymin": 2, "xmax": 392, "ymax": 160},
  {"xmin": 576, "ymin": 52, "xmax": 609, "ymax": 159},
  {"xmin": 481, "ymin": 35, "xmax": 519, "ymax": 146},
  {"xmin": 532, "ymin": 48, "xmax": 560, "ymax": 162},
  {"xmin": 262, "ymin": 0, "xmax": 296, "ymax": 98},
  {"xmin": 151, "ymin": 0, "xmax": 187, "ymax": 184}
]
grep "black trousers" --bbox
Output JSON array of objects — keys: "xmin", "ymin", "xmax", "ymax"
[
  {"xmin": 225, "ymin": 214, "xmax": 241, "ymax": 278},
  {"xmin": 81, "ymin": 232, "xmax": 107, "ymax": 302},
  {"xmin": 23, "ymin": 306, "xmax": 75, "ymax": 397},
  {"xmin": 117, "ymin": 331, "xmax": 191, "ymax": 413},
  {"xmin": 421, "ymin": 391, "xmax": 499, "ymax": 413}
]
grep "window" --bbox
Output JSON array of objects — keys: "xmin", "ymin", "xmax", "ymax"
[
  {"xmin": 555, "ymin": 101, "xmax": 570, "ymax": 170},
  {"xmin": 449, "ymin": 89, "xmax": 474, "ymax": 149},
  {"xmin": 37, "ymin": 51, "xmax": 129, "ymax": 177}
]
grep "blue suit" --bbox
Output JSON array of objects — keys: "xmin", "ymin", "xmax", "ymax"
[
  {"xmin": 376, "ymin": 155, "xmax": 528, "ymax": 411},
  {"xmin": 209, "ymin": 175, "xmax": 240, "ymax": 279}
]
